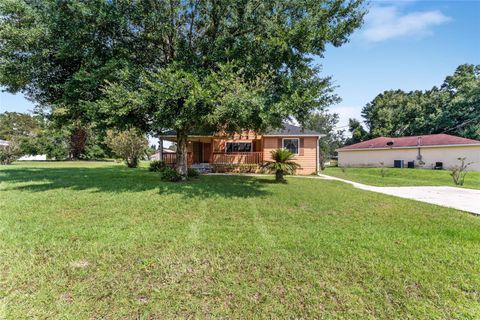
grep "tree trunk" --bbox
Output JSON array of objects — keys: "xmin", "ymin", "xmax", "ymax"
[
  {"xmin": 275, "ymin": 170, "xmax": 285, "ymax": 183},
  {"xmin": 175, "ymin": 130, "xmax": 188, "ymax": 179}
]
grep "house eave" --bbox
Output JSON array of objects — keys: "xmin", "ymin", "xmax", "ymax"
[{"xmin": 263, "ymin": 134, "xmax": 325, "ymax": 137}]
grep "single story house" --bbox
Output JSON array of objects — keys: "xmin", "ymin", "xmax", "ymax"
[
  {"xmin": 18, "ymin": 154, "xmax": 47, "ymax": 161},
  {"xmin": 159, "ymin": 124, "xmax": 323, "ymax": 175},
  {"xmin": 337, "ymin": 134, "xmax": 480, "ymax": 171}
]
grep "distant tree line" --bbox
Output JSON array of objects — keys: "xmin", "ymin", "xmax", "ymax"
[
  {"xmin": 347, "ymin": 64, "xmax": 480, "ymax": 144},
  {"xmin": 0, "ymin": 112, "xmax": 110, "ymax": 160}
]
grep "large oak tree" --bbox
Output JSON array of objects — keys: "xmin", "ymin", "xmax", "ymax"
[{"xmin": 1, "ymin": 0, "xmax": 366, "ymax": 177}]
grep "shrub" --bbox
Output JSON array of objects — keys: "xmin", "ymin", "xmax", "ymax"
[
  {"xmin": 263, "ymin": 149, "xmax": 300, "ymax": 183},
  {"xmin": 149, "ymin": 160, "xmax": 166, "ymax": 172},
  {"xmin": 449, "ymin": 157, "xmax": 472, "ymax": 186},
  {"xmin": 379, "ymin": 162, "xmax": 386, "ymax": 178},
  {"xmin": 0, "ymin": 140, "xmax": 22, "ymax": 165},
  {"xmin": 187, "ymin": 168, "xmax": 200, "ymax": 177},
  {"xmin": 106, "ymin": 129, "xmax": 148, "ymax": 168},
  {"xmin": 160, "ymin": 167, "xmax": 182, "ymax": 182}
]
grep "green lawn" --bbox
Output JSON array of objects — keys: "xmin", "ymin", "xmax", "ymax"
[
  {"xmin": 1, "ymin": 162, "xmax": 480, "ymax": 319},
  {"xmin": 323, "ymin": 166, "xmax": 480, "ymax": 190}
]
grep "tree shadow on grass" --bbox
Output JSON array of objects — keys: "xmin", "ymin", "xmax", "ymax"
[{"xmin": 0, "ymin": 165, "xmax": 273, "ymax": 199}]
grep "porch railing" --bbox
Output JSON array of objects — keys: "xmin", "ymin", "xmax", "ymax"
[
  {"xmin": 211, "ymin": 152, "xmax": 263, "ymax": 165},
  {"xmin": 162, "ymin": 152, "xmax": 193, "ymax": 165},
  {"xmin": 161, "ymin": 151, "xmax": 263, "ymax": 166}
]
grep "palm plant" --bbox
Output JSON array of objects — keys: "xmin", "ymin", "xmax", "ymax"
[{"xmin": 263, "ymin": 149, "xmax": 300, "ymax": 183}]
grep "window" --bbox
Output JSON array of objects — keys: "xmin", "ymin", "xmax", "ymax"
[
  {"xmin": 283, "ymin": 138, "xmax": 299, "ymax": 154},
  {"xmin": 226, "ymin": 142, "xmax": 252, "ymax": 152}
]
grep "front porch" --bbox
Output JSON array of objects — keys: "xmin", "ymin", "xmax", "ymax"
[{"xmin": 160, "ymin": 135, "xmax": 264, "ymax": 167}]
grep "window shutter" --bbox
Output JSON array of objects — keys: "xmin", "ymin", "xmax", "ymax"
[
  {"xmin": 299, "ymin": 138, "xmax": 304, "ymax": 156},
  {"xmin": 277, "ymin": 138, "xmax": 282, "ymax": 149}
]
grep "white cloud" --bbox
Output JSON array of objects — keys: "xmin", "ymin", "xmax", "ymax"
[{"xmin": 362, "ymin": 5, "xmax": 451, "ymax": 42}]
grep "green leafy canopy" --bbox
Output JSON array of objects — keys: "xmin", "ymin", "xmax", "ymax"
[
  {"xmin": 1, "ymin": 0, "xmax": 366, "ymax": 132},
  {"xmin": 355, "ymin": 64, "xmax": 480, "ymax": 141}
]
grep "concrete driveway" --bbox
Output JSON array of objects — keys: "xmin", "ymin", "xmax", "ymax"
[{"xmin": 317, "ymin": 174, "xmax": 480, "ymax": 215}]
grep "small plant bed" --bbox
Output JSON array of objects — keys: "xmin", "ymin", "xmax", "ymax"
[
  {"xmin": 323, "ymin": 167, "xmax": 480, "ymax": 190},
  {"xmin": 211, "ymin": 163, "xmax": 262, "ymax": 174}
]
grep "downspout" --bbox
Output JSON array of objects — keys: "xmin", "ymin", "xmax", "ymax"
[{"xmin": 316, "ymin": 136, "xmax": 320, "ymax": 173}]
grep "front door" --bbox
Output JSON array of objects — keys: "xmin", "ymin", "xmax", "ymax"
[
  {"xmin": 202, "ymin": 143, "xmax": 212, "ymax": 163},
  {"xmin": 193, "ymin": 142, "xmax": 203, "ymax": 164}
]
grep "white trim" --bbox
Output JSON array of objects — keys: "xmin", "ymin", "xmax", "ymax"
[
  {"xmin": 337, "ymin": 143, "xmax": 480, "ymax": 152},
  {"xmin": 282, "ymin": 138, "xmax": 300, "ymax": 155},
  {"xmin": 224, "ymin": 141, "xmax": 253, "ymax": 153}
]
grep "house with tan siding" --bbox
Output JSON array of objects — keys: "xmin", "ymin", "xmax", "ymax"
[
  {"xmin": 337, "ymin": 134, "xmax": 480, "ymax": 171},
  {"xmin": 159, "ymin": 124, "xmax": 323, "ymax": 175}
]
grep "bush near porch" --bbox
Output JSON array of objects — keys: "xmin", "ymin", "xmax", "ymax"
[{"xmin": 210, "ymin": 163, "xmax": 262, "ymax": 174}]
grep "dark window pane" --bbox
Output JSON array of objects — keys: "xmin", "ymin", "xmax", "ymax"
[
  {"xmin": 226, "ymin": 142, "xmax": 252, "ymax": 153},
  {"xmin": 283, "ymin": 139, "xmax": 298, "ymax": 154}
]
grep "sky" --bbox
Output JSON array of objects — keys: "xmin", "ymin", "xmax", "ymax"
[
  {"xmin": 1, "ymin": 0, "xmax": 479, "ymax": 132},
  {"xmin": 320, "ymin": 0, "xmax": 480, "ymax": 129}
]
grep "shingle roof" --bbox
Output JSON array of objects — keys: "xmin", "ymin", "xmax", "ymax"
[
  {"xmin": 264, "ymin": 124, "xmax": 322, "ymax": 136},
  {"xmin": 338, "ymin": 134, "xmax": 480, "ymax": 151},
  {"xmin": 160, "ymin": 124, "xmax": 322, "ymax": 137}
]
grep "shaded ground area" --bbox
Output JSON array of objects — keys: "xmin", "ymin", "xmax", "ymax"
[{"xmin": 1, "ymin": 162, "xmax": 480, "ymax": 319}]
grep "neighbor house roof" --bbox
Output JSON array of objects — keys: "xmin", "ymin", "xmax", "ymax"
[
  {"xmin": 160, "ymin": 124, "xmax": 322, "ymax": 137},
  {"xmin": 338, "ymin": 134, "xmax": 480, "ymax": 151}
]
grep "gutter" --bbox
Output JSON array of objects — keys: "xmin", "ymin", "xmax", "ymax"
[{"xmin": 336, "ymin": 143, "xmax": 480, "ymax": 152}]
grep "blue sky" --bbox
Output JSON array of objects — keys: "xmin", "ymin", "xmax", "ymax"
[
  {"xmin": 1, "ymin": 0, "xmax": 479, "ymax": 131},
  {"xmin": 320, "ymin": 0, "xmax": 480, "ymax": 128}
]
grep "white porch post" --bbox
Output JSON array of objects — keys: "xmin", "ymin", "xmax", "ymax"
[{"xmin": 159, "ymin": 137, "xmax": 164, "ymax": 161}]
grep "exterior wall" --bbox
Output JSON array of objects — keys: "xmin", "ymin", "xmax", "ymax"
[
  {"xmin": 338, "ymin": 145, "xmax": 480, "ymax": 171},
  {"xmin": 263, "ymin": 136, "xmax": 318, "ymax": 175},
  {"xmin": 180, "ymin": 134, "xmax": 320, "ymax": 174}
]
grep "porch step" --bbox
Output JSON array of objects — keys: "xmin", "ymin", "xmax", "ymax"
[{"xmin": 191, "ymin": 163, "xmax": 212, "ymax": 173}]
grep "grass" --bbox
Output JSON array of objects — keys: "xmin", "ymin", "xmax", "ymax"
[
  {"xmin": 1, "ymin": 161, "xmax": 480, "ymax": 319},
  {"xmin": 323, "ymin": 166, "xmax": 480, "ymax": 190}
]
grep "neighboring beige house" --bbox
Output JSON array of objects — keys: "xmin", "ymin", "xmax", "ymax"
[
  {"xmin": 150, "ymin": 148, "xmax": 174, "ymax": 161},
  {"xmin": 159, "ymin": 124, "xmax": 323, "ymax": 175},
  {"xmin": 337, "ymin": 134, "xmax": 480, "ymax": 171}
]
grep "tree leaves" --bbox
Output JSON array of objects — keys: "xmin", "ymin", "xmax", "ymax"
[{"xmin": 357, "ymin": 64, "xmax": 480, "ymax": 140}]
